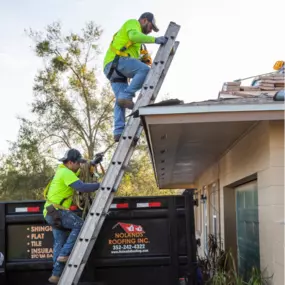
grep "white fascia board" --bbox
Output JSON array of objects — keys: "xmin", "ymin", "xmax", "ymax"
[{"xmin": 138, "ymin": 103, "xmax": 285, "ymax": 116}]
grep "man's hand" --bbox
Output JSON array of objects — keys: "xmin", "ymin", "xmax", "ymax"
[
  {"xmin": 92, "ymin": 152, "xmax": 104, "ymax": 165},
  {"xmin": 155, "ymin": 36, "xmax": 168, "ymax": 45}
]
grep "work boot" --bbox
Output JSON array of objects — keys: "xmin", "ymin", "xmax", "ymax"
[
  {"xmin": 117, "ymin": 98, "xmax": 134, "ymax": 110},
  {"xmin": 48, "ymin": 275, "xmax": 60, "ymax": 284},
  {"xmin": 57, "ymin": 256, "xmax": 69, "ymax": 262},
  {"xmin": 114, "ymin": 134, "xmax": 121, "ymax": 142}
]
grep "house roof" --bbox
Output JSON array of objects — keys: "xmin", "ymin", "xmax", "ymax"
[
  {"xmin": 137, "ymin": 70, "xmax": 284, "ymax": 189},
  {"xmin": 137, "ymin": 94, "xmax": 284, "ymax": 118},
  {"xmin": 184, "ymin": 95, "xmax": 283, "ymax": 106},
  {"xmin": 138, "ymin": 94, "xmax": 284, "ymax": 189}
]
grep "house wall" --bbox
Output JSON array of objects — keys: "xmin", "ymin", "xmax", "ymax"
[
  {"xmin": 259, "ymin": 120, "xmax": 284, "ymax": 284},
  {"xmin": 194, "ymin": 120, "xmax": 284, "ymax": 284}
]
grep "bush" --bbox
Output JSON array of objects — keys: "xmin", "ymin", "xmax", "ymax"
[{"xmin": 197, "ymin": 235, "xmax": 273, "ymax": 285}]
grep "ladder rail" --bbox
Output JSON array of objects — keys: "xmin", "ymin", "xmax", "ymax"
[
  {"xmin": 69, "ymin": 38, "xmax": 179, "ymax": 255},
  {"xmin": 58, "ymin": 21, "xmax": 180, "ymax": 285},
  {"xmin": 112, "ymin": 23, "xmax": 180, "ymax": 159},
  {"xmin": 72, "ymin": 193, "xmax": 115, "ymax": 285},
  {"xmin": 129, "ymin": 41, "xmax": 180, "ymax": 181}
]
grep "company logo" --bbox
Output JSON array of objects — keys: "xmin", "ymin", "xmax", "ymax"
[{"xmin": 113, "ymin": 222, "xmax": 145, "ymax": 234}]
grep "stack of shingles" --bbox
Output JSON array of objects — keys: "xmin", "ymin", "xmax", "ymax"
[
  {"xmin": 219, "ymin": 73, "xmax": 284, "ymax": 99},
  {"xmin": 258, "ymin": 74, "xmax": 284, "ymax": 90}
]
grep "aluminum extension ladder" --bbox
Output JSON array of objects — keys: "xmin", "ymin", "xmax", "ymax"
[{"xmin": 58, "ymin": 21, "xmax": 180, "ymax": 285}]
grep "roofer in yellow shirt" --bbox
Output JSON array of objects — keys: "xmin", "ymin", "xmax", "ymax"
[
  {"xmin": 43, "ymin": 148, "xmax": 102, "ymax": 284},
  {"xmin": 103, "ymin": 12, "xmax": 168, "ymax": 142}
]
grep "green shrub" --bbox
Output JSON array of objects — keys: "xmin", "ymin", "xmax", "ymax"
[{"xmin": 197, "ymin": 235, "xmax": 273, "ymax": 285}]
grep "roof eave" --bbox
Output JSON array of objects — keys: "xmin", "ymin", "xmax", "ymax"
[
  {"xmin": 138, "ymin": 102, "xmax": 285, "ymax": 116},
  {"xmin": 139, "ymin": 103, "xmax": 284, "ymax": 189}
]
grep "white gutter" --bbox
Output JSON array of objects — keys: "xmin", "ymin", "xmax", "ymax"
[{"xmin": 138, "ymin": 103, "xmax": 285, "ymax": 116}]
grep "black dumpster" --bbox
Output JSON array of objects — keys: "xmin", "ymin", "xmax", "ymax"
[{"xmin": 0, "ymin": 190, "xmax": 197, "ymax": 285}]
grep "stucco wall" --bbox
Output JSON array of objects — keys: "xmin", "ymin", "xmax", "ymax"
[
  {"xmin": 259, "ymin": 120, "xmax": 284, "ymax": 284},
  {"xmin": 194, "ymin": 120, "xmax": 284, "ymax": 284}
]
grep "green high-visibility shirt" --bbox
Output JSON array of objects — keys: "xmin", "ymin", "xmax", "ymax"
[
  {"xmin": 43, "ymin": 164, "xmax": 80, "ymax": 217},
  {"xmin": 103, "ymin": 19, "xmax": 156, "ymax": 69}
]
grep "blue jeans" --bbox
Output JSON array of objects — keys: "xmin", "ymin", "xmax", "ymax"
[
  {"xmin": 104, "ymin": 57, "xmax": 150, "ymax": 136},
  {"xmin": 45, "ymin": 210, "xmax": 83, "ymax": 277}
]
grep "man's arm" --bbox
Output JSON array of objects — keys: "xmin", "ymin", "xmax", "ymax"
[
  {"xmin": 128, "ymin": 30, "xmax": 167, "ymax": 45},
  {"xmin": 124, "ymin": 19, "xmax": 155, "ymax": 44},
  {"xmin": 62, "ymin": 168, "xmax": 100, "ymax": 193},
  {"xmin": 124, "ymin": 19, "xmax": 166, "ymax": 45},
  {"xmin": 69, "ymin": 180, "xmax": 100, "ymax": 193},
  {"xmin": 128, "ymin": 30, "xmax": 155, "ymax": 43}
]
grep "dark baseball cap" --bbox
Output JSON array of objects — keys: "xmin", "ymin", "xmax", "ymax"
[
  {"xmin": 139, "ymin": 12, "xmax": 159, "ymax": 32},
  {"xmin": 59, "ymin": 148, "xmax": 87, "ymax": 163}
]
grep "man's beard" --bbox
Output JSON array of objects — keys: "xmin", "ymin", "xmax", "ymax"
[{"xmin": 141, "ymin": 23, "xmax": 149, "ymax": 34}]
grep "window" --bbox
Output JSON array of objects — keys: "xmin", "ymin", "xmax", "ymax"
[{"xmin": 235, "ymin": 180, "xmax": 260, "ymax": 277}]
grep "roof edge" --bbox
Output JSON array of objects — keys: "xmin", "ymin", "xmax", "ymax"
[{"xmin": 139, "ymin": 102, "xmax": 285, "ymax": 116}]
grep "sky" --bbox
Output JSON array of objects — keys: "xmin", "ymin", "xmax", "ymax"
[{"xmin": 0, "ymin": 0, "xmax": 284, "ymax": 154}]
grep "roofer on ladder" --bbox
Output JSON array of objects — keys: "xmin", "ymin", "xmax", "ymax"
[
  {"xmin": 43, "ymin": 149, "xmax": 103, "ymax": 284},
  {"xmin": 103, "ymin": 12, "xmax": 168, "ymax": 142}
]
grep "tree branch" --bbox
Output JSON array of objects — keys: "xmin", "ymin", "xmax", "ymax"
[
  {"xmin": 54, "ymin": 48, "xmax": 92, "ymax": 144},
  {"xmin": 40, "ymin": 64, "xmax": 89, "ymax": 140},
  {"xmin": 69, "ymin": 128, "xmax": 90, "ymax": 151},
  {"xmin": 44, "ymin": 134, "xmax": 71, "ymax": 149},
  {"xmin": 85, "ymin": 42, "xmax": 92, "ymax": 66},
  {"xmin": 68, "ymin": 65, "xmax": 92, "ymax": 140},
  {"xmin": 59, "ymin": 129, "xmax": 72, "ymax": 148},
  {"xmin": 92, "ymin": 96, "xmax": 114, "ymax": 141}
]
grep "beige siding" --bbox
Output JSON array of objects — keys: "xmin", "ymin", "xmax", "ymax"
[{"xmin": 194, "ymin": 120, "xmax": 284, "ymax": 284}]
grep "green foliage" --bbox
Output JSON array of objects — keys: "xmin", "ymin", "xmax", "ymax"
[
  {"xmin": 117, "ymin": 136, "xmax": 180, "ymax": 196},
  {"xmin": 0, "ymin": 119, "xmax": 54, "ymax": 200},
  {"xmin": 35, "ymin": 40, "xmax": 51, "ymax": 57},
  {"xmin": 197, "ymin": 235, "xmax": 273, "ymax": 285},
  {"xmin": 25, "ymin": 21, "xmax": 114, "ymax": 159},
  {"xmin": 0, "ymin": 21, "xmax": 179, "ymax": 201}
]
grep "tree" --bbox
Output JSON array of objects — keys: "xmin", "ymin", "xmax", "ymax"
[
  {"xmin": 26, "ymin": 21, "xmax": 115, "ymax": 160},
  {"xmin": 0, "ymin": 21, "xmax": 180, "ymax": 201},
  {"xmin": 0, "ymin": 119, "xmax": 54, "ymax": 200}
]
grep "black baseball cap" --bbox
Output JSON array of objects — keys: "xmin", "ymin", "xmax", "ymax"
[
  {"xmin": 139, "ymin": 12, "xmax": 159, "ymax": 32},
  {"xmin": 59, "ymin": 148, "xmax": 87, "ymax": 163}
]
